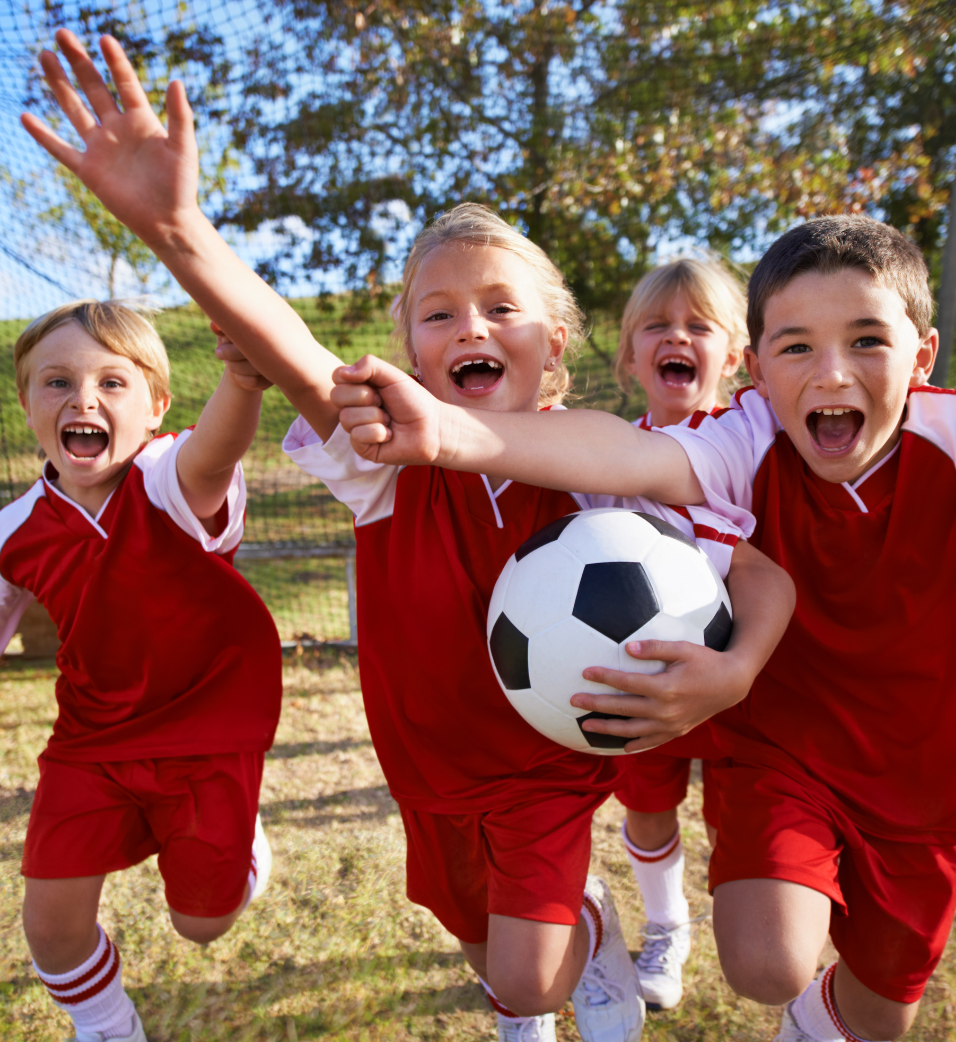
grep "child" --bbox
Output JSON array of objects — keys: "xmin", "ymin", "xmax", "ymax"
[
  {"xmin": 21, "ymin": 33, "xmax": 795, "ymax": 1042},
  {"xmin": 334, "ymin": 215, "xmax": 951, "ymax": 1042},
  {"xmin": 1, "ymin": 300, "xmax": 282, "ymax": 1042},
  {"xmin": 610, "ymin": 259, "xmax": 746, "ymax": 1011}
]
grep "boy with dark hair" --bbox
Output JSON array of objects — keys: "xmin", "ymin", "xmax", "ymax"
[{"xmin": 333, "ymin": 214, "xmax": 952, "ymax": 1041}]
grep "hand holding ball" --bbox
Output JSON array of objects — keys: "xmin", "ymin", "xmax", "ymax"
[{"xmin": 487, "ymin": 508, "xmax": 732, "ymax": 755}]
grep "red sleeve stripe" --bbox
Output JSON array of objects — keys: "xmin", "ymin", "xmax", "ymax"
[{"xmin": 692, "ymin": 524, "xmax": 739, "ymax": 547}]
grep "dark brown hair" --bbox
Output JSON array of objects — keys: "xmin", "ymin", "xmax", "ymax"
[{"xmin": 747, "ymin": 215, "xmax": 933, "ymax": 349}]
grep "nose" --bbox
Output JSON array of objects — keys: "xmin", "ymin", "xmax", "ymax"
[
  {"xmin": 664, "ymin": 324, "xmax": 691, "ymax": 345},
  {"xmin": 457, "ymin": 306, "xmax": 488, "ymax": 343},
  {"xmin": 812, "ymin": 345, "xmax": 852, "ymax": 390},
  {"xmin": 69, "ymin": 381, "xmax": 99, "ymax": 411}
]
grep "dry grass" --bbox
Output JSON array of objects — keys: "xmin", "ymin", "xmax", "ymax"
[{"xmin": 1, "ymin": 655, "xmax": 954, "ymax": 1041}]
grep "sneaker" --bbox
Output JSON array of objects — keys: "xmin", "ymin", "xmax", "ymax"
[
  {"xmin": 773, "ymin": 1001, "xmax": 813, "ymax": 1042},
  {"xmin": 71, "ymin": 1010, "xmax": 147, "ymax": 1042},
  {"xmin": 249, "ymin": 812, "xmax": 272, "ymax": 902},
  {"xmin": 496, "ymin": 1012, "xmax": 557, "ymax": 1041},
  {"xmin": 634, "ymin": 921, "xmax": 691, "ymax": 1010},
  {"xmin": 571, "ymin": 877, "xmax": 646, "ymax": 1042}
]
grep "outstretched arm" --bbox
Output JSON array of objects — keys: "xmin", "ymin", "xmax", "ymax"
[
  {"xmin": 21, "ymin": 30, "xmax": 342, "ymax": 441},
  {"xmin": 175, "ymin": 326, "xmax": 270, "ymax": 527},
  {"xmin": 333, "ymin": 354, "xmax": 705, "ymax": 503},
  {"xmin": 569, "ymin": 539, "xmax": 795, "ymax": 752}
]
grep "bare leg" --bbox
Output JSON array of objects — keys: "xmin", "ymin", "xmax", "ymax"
[
  {"xmin": 23, "ymin": 876, "xmax": 105, "ymax": 974},
  {"xmin": 834, "ymin": 960, "xmax": 919, "ymax": 1040},
  {"xmin": 712, "ymin": 878, "xmax": 831, "ymax": 1005},
  {"xmin": 167, "ymin": 883, "xmax": 249, "ymax": 944},
  {"xmin": 460, "ymin": 914, "xmax": 590, "ymax": 1017},
  {"xmin": 625, "ymin": 808, "xmax": 679, "ymax": 851}
]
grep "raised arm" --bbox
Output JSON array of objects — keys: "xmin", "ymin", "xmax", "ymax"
[
  {"xmin": 21, "ymin": 30, "xmax": 342, "ymax": 441},
  {"xmin": 332, "ymin": 354, "xmax": 705, "ymax": 503}
]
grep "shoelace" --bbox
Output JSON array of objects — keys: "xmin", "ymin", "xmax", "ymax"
[
  {"xmin": 577, "ymin": 954, "xmax": 628, "ymax": 1008},
  {"xmin": 635, "ymin": 915, "xmax": 708, "ymax": 976}
]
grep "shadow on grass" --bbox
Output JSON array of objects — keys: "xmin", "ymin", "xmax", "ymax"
[
  {"xmin": 267, "ymin": 737, "xmax": 373, "ymax": 760},
  {"xmin": 0, "ymin": 789, "xmax": 33, "ymax": 822},
  {"xmin": 260, "ymin": 785, "xmax": 397, "ymax": 828}
]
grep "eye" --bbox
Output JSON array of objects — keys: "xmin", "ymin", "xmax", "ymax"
[
  {"xmin": 102, "ymin": 378, "xmax": 123, "ymax": 389},
  {"xmin": 853, "ymin": 335, "xmax": 884, "ymax": 349},
  {"xmin": 690, "ymin": 323, "xmax": 713, "ymax": 333},
  {"xmin": 423, "ymin": 310, "xmax": 451, "ymax": 322},
  {"xmin": 490, "ymin": 304, "xmax": 518, "ymax": 316},
  {"xmin": 781, "ymin": 342, "xmax": 811, "ymax": 355},
  {"xmin": 644, "ymin": 321, "xmax": 666, "ymax": 331},
  {"xmin": 46, "ymin": 377, "xmax": 69, "ymax": 388}
]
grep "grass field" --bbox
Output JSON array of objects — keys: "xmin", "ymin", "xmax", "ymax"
[{"xmin": 2, "ymin": 655, "xmax": 955, "ymax": 1041}]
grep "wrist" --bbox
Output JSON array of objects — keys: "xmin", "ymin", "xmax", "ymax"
[
  {"xmin": 719, "ymin": 644, "xmax": 761, "ymax": 704},
  {"xmin": 142, "ymin": 205, "xmax": 212, "ymax": 255}
]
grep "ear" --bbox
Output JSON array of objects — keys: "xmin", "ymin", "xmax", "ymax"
[
  {"xmin": 18, "ymin": 389, "xmax": 34, "ymax": 430},
  {"xmin": 910, "ymin": 327, "xmax": 939, "ymax": 387},
  {"xmin": 547, "ymin": 324, "xmax": 568, "ymax": 369},
  {"xmin": 743, "ymin": 344, "xmax": 771, "ymax": 399},
  {"xmin": 722, "ymin": 343, "xmax": 745, "ymax": 378},
  {"xmin": 147, "ymin": 393, "xmax": 172, "ymax": 432}
]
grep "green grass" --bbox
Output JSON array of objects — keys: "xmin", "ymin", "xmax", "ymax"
[{"xmin": 2, "ymin": 657, "xmax": 955, "ymax": 1040}]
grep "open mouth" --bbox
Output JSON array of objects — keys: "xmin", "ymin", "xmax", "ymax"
[
  {"xmin": 806, "ymin": 407, "xmax": 864, "ymax": 453},
  {"xmin": 61, "ymin": 424, "xmax": 109, "ymax": 460},
  {"xmin": 450, "ymin": 356, "xmax": 504, "ymax": 393},
  {"xmin": 657, "ymin": 356, "xmax": 697, "ymax": 387}
]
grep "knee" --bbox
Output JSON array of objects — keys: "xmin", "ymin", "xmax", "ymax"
[
  {"xmin": 169, "ymin": 912, "xmax": 236, "ymax": 945},
  {"xmin": 487, "ymin": 968, "xmax": 564, "ymax": 1018},
  {"xmin": 718, "ymin": 944, "xmax": 814, "ymax": 1006}
]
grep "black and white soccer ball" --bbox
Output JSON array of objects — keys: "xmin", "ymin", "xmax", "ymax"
[{"xmin": 487, "ymin": 508, "xmax": 733, "ymax": 756}]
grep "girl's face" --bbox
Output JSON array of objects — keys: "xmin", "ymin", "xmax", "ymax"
[
  {"xmin": 407, "ymin": 244, "xmax": 566, "ymax": 413},
  {"xmin": 627, "ymin": 291, "xmax": 742, "ymax": 424}
]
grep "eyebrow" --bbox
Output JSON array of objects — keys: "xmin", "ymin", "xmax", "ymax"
[
  {"xmin": 768, "ymin": 317, "xmax": 893, "ymax": 344},
  {"xmin": 417, "ymin": 282, "xmax": 515, "ymax": 305}
]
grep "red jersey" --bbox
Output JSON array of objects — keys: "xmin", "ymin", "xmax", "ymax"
[
  {"xmin": 283, "ymin": 418, "xmax": 742, "ymax": 813},
  {"xmin": 666, "ymin": 386, "xmax": 956, "ymax": 842},
  {"xmin": 0, "ymin": 431, "xmax": 282, "ymax": 761}
]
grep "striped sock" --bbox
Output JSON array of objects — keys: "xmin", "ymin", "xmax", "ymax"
[
  {"xmin": 33, "ymin": 925, "xmax": 136, "ymax": 1040},
  {"xmin": 791, "ymin": 963, "xmax": 890, "ymax": 1042},
  {"xmin": 621, "ymin": 821, "xmax": 689, "ymax": 929}
]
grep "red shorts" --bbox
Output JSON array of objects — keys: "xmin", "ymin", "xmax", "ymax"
[
  {"xmin": 615, "ymin": 724, "xmax": 722, "ymax": 828},
  {"xmin": 401, "ymin": 788, "xmax": 610, "ymax": 944},
  {"xmin": 23, "ymin": 751, "xmax": 264, "ymax": 918},
  {"xmin": 709, "ymin": 761, "xmax": 956, "ymax": 1004}
]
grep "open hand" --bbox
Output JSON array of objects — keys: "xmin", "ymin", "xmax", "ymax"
[
  {"xmin": 21, "ymin": 29, "xmax": 200, "ymax": 246},
  {"xmin": 571, "ymin": 638, "xmax": 754, "ymax": 753},
  {"xmin": 332, "ymin": 355, "xmax": 445, "ymax": 465}
]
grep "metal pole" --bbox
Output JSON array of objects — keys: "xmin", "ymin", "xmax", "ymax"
[
  {"xmin": 346, "ymin": 554, "xmax": 358, "ymax": 645},
  {"xmin": 931, "ymin": 180, "xmax": 956, "ymax": 387}
]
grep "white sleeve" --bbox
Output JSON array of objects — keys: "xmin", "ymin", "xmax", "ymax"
[
  {"xmin": 0, "ymin": 578, "xmax": 34, "ymax": 655},
  {"xmin": 134, "ymin": 431, "xmax": 246, "ymax": 554},
  {"xmin": 660, "ymin": 390, "xmax": 780, "ymax": 537},
  {"xmin": 282, "ymin": 417, "xmax": 399, "ymax": 526},
  {"xmin": 573, "ymin": 491, "xmax": 742, "ymax": 580}
]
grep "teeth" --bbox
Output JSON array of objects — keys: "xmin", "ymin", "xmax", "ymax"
[
  {"xmin": 814, "ymin": 408, "xmax": 854, "ymax": 416},
  {"xmin": 659, "ymin": 356, "xmax": 694, "ymax": 367},
  {"xmin": 451, "ymin": 359, "xmax": 503, "ymax": 374},
  {"xmin": 64, "ymin": 426, "xmax": 105, "ymax": 434}
]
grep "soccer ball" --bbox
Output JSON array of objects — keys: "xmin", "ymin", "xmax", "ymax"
[{"xmin": 487, "ymin": 508, "xmax": 732, "ymax": 756}]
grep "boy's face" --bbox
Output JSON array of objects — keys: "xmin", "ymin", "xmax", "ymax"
[
  {"xmin": 407, "ymin": 244, "xmax": 566, "ymax": 414},
  {"xmin": 18, "ymin": 322, "xmax": 169, "ymax": 506},
  {"xmin": 745, "ymin": 267, "xmax": 937, "ymax": 485}
]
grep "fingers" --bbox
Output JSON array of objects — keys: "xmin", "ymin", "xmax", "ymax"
[
  {"xmin": 165, "ymin": 79, "xmax": 196, "ymax": 154},
  {"xmin": 333, "ymin": 354, "xmax": 411, "ymax": 387},
  {"xmin": 330, "ymin": 382, "xmax": 383, "ymax": 409},
  {"xmin": 621, "ymin": 638, "xmax": 693, "ymax": 663},
  {"xmin": 53, "ymin": 29, "xmax": 121, "ymax": 126},
  {"xmin": 98, "ymin": 34, "xmax": 152, "ymax": 113},
  {"xmin": 571, "ymin": 690, "xmax": 655, "ymax": 717},
  {"xmin": 37, "ymin": 48, "xmax": 99, "ymax": 138},
  {"xmin": 339, "ymin": 406, "xmax": 391, "ymax": 434},
  {"xmin": 580, "ymin": 665, "xmax": 662, "ymax": 694},
  {"xmin": 19, "ymin": 113, "xmax": 83, "ymax": 170},
  {"xmin": 215, "ymin": 341, "xmax": 247, "ymax": 363}
]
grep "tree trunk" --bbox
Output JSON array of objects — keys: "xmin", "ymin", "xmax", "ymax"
[{"xmin": 931, "ymin": 180, "xmax": 956, "ymax": 388}]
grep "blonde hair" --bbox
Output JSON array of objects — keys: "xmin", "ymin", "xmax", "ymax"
[
  {"xmin": 393, "ymin": 203, "xmax": 587, "ymax": 407},
  {"xmin": 614, "ymin": 258, "xmax": 748, "ymax": 404},
  {"xmin": 15, "ymin": 299, "xmax": 172, "ymax": 405}
]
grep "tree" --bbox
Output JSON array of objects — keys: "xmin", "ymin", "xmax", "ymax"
[{"xmin": 226, "ymin": 0, "xmax": 947, "ymax": 320}]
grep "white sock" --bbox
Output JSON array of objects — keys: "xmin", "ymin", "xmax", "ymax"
[
  {"xmin": 579, "ymin": 890, "xmax": 601, "ymax": 967},
  {"xmin": 479, "ymin": 975, "xmax": 539, "ymax": 1022},
  {"xmin": 621, "ymin": 821, "xmax": 690, "ymax": 929},
  {"xmin": 790, "ymin": 963, "xmax": 890, "ymax": 1042},
  {"xmin": 241, "ymin": 813, "xmax": 272, "ymax": 911},
  {"xmin": 34, "ymin": 924, "xmax": 136, "ymax": 1039}
]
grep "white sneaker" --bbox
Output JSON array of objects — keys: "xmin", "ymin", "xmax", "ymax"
[
  {"xmin": 634, "ymin": 921, "xmax": 691, "ymax": 1010},
  {"xmin": 249, "ymin": 812, "xmax": 272, "ymax": 902},
  {"xmin": 496, "ymin": 1012, "xmax": 557, "ymax": 1041},
  {"xmin": 572, "ymin": 877, "xmax": 646, "ymax": 1042},
  {"xmin": 773, "ymin": 1001, "xmax": 813, "ymax": 1042},
  {"xmin": 72, "ymin": 1010, "xmax": 147, "ymax": 1042}
]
